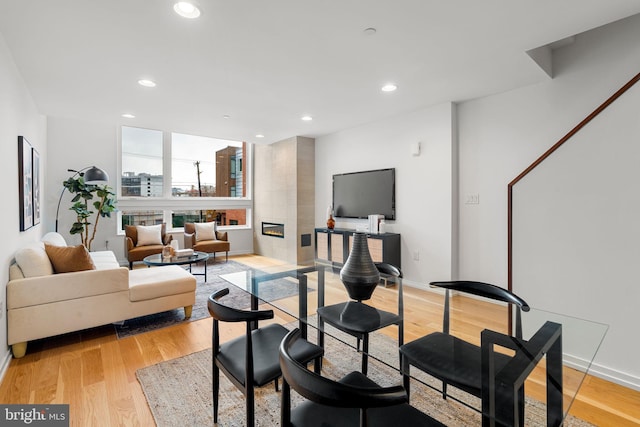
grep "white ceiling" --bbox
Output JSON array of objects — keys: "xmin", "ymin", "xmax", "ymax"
[{"xmin": 1, "ymin": 1, "xmax": 640, "ymax": 144}]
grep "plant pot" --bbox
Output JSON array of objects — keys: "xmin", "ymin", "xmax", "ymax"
[{"xmin": 340, "ymin": 232, "xmax": 380, "ymax": 301}]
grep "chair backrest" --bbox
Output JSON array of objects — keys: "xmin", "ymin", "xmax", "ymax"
[
  {"xmin": 375, "ymin": 262, "xmax": 402, "ymax": 279},
  {"xmin": 430, "ymin": 281, "xmax": 529, "ymax": 310},
  {"xmin": 430, "ymin": 281, "xmax": 529, "ymax": 338},
  {"xmin": 376, "ymin": 262, "xmax": 404, "ymax": 315},
  {"xmin": 207, "ymin": 288, "xmax": 274, "ymax": 324},
  {"xmin": 183, "ymin": 222, "xmax": 196, "ymax": 235},
  {"xmin": 279, "ymin": 328, "xmax": 407, "ymax": 409},
  {"xmin": 208, "ymin": 288, "xmax": 276, "ymax": 381}
]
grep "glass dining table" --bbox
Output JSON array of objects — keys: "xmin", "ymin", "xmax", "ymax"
[{"xmin": 219, "ymin": 263, "xmax": 608, "ymax": 427}]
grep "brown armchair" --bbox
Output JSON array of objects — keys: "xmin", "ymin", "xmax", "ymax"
[
  {"xmin": 183, "ymin": 222, "xmax": 230, "ymax": 262},
  {"xmin": 124, "ymin": 223, "xmax": 173, "ymax": 269}
]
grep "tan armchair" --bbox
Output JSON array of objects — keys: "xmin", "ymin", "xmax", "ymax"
[
  {"xmin": 183, "ymin": 222, "xmax": 230, "ymax": 262},
  {"xmin": 124, "ymin": 223, "xmax": 173, "ymax": 269}
]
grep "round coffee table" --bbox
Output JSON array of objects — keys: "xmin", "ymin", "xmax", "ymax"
[{"xmin": 143, "ymin": 251, "xmax": 210, "ymax": 281}]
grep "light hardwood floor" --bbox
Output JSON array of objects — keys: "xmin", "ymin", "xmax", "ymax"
[{"xmin": 0, "ymin": 254, "xmax": 638, "ymax": 426}]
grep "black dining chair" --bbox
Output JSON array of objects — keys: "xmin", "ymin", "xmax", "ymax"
[
  {"xmin": 316, "ymin": 262, "xmax": 403, "ymax": 375},
  {"xmin": 207, "ymin": 288, "xmax": 324, "ymax": 427},
  {"xmin": 279, "ymin": 328, "xmax": 446, "ymax": 427},
  {"xmin": 399, "ymin": 281, "xmax": 530, "ymax": 418}
]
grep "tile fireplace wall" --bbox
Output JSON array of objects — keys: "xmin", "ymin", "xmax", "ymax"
[{"xmin": 254, "ymin": 136, "xmax": 315, "ymax": 264}]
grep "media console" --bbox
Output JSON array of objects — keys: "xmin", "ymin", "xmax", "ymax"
[{"xmin": 314, "ymin": 227, "xmax": 401, "ymax": 270}]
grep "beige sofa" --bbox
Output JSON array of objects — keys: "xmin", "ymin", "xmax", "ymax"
[{"xmin": 7, "ymin": 232, "xmax": 196, "ymax": 358}]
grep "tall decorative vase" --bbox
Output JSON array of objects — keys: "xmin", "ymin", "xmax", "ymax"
[{"xmin": 340, "ymin": 232, "xmax": 380, "ymax": 301}]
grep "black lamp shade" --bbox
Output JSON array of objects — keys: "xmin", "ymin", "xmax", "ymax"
[{"xmin": 83, "ymin": 166, "xmax": 109, "ymax": 184}]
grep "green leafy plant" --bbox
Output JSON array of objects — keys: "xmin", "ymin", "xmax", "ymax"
[{"xmin": 62, "ymin": 176, "xmax": 117, "ymax": 251}]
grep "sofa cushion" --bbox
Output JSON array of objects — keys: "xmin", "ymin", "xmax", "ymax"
[
  {"xmin": 14, "ymin": 242, "xmax": 54, "ymax": 278},
  {"xmin": 129, "ymin": 266, "xmax": 196, "ymax": 301},
  {"xmin": 7, "ymin": 267, "xmax": 129, "ymax": 309},
  {"xmin": 89, "ymin": 251, "xmax": 121, "ymax": 270},
  {"xmin": 41, "ymin": 232, "xmax": 67, "ymax": 247},
  {"xmin": 45, "ymin": 243, "xmax": 96, "ymax": 273},
  {"xmin": 195, "ymin": 221, "xmax": 217, "ymax": 241},
  {"xmin": 136, "ymin": 224, "xmax": 163, "ymax": 246}
]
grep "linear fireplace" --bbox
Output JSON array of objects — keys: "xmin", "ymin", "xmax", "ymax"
[{"xmin": 262, "ymin": 222, "xmax": 284, "ymax": 238}]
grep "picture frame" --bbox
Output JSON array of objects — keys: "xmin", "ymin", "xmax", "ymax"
[
  {"xmin": 18, "ymin": 136, "xmax": 33, "ymax": 231},
  {"xmin": 32, "ymin": 146, "xmax": 41, "ymax": 226}
]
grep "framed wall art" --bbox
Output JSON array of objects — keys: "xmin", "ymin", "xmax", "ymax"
[
  {"xmin": 18, "ymin": 136, "xmax": 33, "ymax": 231},
  {"xmin": 32, "ymin": 145, "xmax": 41, "ymax": 226}
]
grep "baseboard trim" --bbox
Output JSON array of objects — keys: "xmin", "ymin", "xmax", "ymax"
[
  {"xmin": 564, "ymin": 353, "xmax": 640, "ymax": 392},
  {"xmin": 0, "ymin": 348, "xmax": 13, "ymax": 386}
]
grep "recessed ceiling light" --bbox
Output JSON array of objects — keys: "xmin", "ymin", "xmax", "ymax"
[
  {"xmin": 255, "ymin": 134, "xmax": 265, "ymax": 138},
  {"xmin": 381, "ymin": 83, "xmax": 398, "ymax": 92},
  {"xmin": 121, "ymin": 113, "xmax": 135, "ymax": 119},
  {"xmin": 138, "ymin": 79, "xmax": 156, "ymax": 88},
  {"xmin": 173, "ymin": 2, "xmax": 201, "ymax": 19},
  {"xmin": 301, "ymin": 115, "xmax": 313, "ymax": 121},
  {"xmin": 223, "ymin": 115, "xmax": 230, "ymax": 119},
  {"xmin": 363, "ymin": 27, "xmax": 377, "ymax": 35}
]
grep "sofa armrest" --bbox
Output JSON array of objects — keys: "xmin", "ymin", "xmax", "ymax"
[
  {"xmin": 7, "ymin": 267, "xmax": 130, "ymax": 309},
  {"xmin": 184, "ymin": 232, "xmax": 195, "ymax": 249},
  {"xmin": 216, "ymin": 231, "xmax": 228, "ymax": 241},
  {"xmin": 125, "ymin": 236, "xmax": 134, "ymax": 255}
]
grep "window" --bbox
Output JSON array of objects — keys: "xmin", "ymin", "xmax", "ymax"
[
  {"xmin": 118, "ymin": 126, "xmax": 251, "ymax": 232},
  {"xmin": 121, "ymin": 210, "xmax": 164, "ymax": 227},
  {"xmin": 121, "ymin": 127, "xmax": 163, "ymax": 197},
  {"xmin": 171, "ymin": 209, "xmax": 248, "ymax": 227},
  {"xmin": 171, "ymin": 133, "xmax": 245, "ymax": 198}
]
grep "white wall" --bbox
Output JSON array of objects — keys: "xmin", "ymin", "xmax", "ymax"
[
  {"xmin": 0, "ymin": 34, "xmax": 46, "ymax": 366},
  {"xmin": 315, "ymin": 102, "xmax": 457, "ymax": 287},
  {"xmin": 457, "ymin": 14, "xmax": 640, "ymax": 388}
]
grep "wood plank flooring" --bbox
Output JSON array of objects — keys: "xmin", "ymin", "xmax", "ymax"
[{"xmin": 0, "ymin": 254, "xmax": 638, "ymax": 426}]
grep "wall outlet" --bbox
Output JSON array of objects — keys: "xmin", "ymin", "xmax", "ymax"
[
  {"xmin": 465, "ymin": 194, "xmax": 480, "ymax": 204},
  {"xmin": 413, "ymin": 251, "xmax": 420, "ymax": 261}
]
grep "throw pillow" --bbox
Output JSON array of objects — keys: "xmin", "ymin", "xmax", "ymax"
[
  {"xmin": 41, "ymin": 232, "xmax": 68, "ymax": 247},
  {"xmin": 44, "ymin": 243, "xmax": 96, "ymax": 274},
  {"xmin": 195, "ymin": 222, "xmax": 217, "ymax": 242},
  {"xmin": 136, "ymin": 224, "xmax": 163, "ymax": 246},
  {"xmin": 15, "ymin": 242, "xmax": 54, "ymax": 278}
]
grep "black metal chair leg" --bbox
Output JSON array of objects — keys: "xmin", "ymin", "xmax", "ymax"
[
  {"xmin": 247, "ymin": 385, "xmax": 255, "ymax": 427},
  {"xmin": 213, "ymin": 365, "xmax": 219, "ymax": 422},
  {"xmin": 362, "ymin": 334, "xmax": 369, "ymax": 376}
]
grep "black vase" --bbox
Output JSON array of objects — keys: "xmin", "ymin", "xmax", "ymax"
[{"xmin": 340, "ymin": 232, "xmax": 380, "ymax": 301}]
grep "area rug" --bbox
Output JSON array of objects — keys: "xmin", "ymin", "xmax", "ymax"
[
  {"xmin": 115, "ymin": 260, "xmax": 303, "ymax": 339},
  {"xmin": 136, "ymin": 329, "xmax": 595, "ymax": 426}
]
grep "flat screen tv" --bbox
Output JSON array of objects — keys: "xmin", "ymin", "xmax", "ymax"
[{"xmin": 332, "ymin": 168, "xmax": 395, "ymax": 220}]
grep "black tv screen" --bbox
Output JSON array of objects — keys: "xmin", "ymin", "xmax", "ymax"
[{"xmin": 332, "ymin": 168, "xmax": 395, "ymax": 220}]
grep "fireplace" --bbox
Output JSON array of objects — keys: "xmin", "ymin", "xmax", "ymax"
[{"xmin": 262, "ymin": 222, "xmax": 284, "ymax": 238}]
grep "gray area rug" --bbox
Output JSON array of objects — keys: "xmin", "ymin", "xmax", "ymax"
[
  {"xmin": 137, "ymin": 325, "xmax": 595, "ymax": 426},
  {"xmin": 115, "ymin": 260, "xmax": 302, "ymax": 339}
]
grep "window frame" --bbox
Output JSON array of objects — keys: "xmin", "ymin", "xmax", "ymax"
[{"xmin": 117, "ymin": 126, "xmax": 253, "ymax": 234}]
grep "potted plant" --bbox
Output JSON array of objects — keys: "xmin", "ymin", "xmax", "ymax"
[{"xmin": 62, "ymin": 176, "xmax": 117, "ymax": 251}]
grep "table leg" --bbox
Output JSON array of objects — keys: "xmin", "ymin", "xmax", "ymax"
[{"xmin": 298, "ymin": 274, "xmax": 307, "ymax": 339}]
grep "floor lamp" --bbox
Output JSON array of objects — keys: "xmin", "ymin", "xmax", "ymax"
[{"xmin": 55, "ymin": 166, "xmax": 110, "ymax": 232}]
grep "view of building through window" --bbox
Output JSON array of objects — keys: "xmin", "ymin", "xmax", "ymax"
[
  {"xmin": 120, "ymin": 208, "xmax": 248, "ymax": 229},
  {"xmin": 171, "ymin": 132, "xmax": 245, "ymax": 197},
  {"xmin": 120, "ymin": 126, "xmax": 249, "ymax": 228},
  {"xmin": 121, "ymin": 127, "xmax": 163, "ymax": 197}
]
